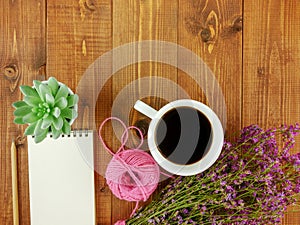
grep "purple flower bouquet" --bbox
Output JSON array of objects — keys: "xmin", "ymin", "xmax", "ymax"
[{"xmin": 127, "ymin": 124, "xmax": 300, "ymax": 225}]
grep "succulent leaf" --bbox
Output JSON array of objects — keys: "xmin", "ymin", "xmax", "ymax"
[
  {"xmin": 24, "ymin": 121, "xmax": 38, "ymax": 136},
  {"xmin": 52, "ymin": 107, "xmax": 61, "ymax": 118},
  {"xmin": 55, "ymin": 97, "xmax": 68, "ymax": 109},
  {"xmin": 54, "ymin": 84, "xmax": 69, "ymax": 101},
  {"xmin": 23, "ymin": 112, "xmax": 41, "ymax": 124},
  {"xmin": 12, "ymin": 101, "xmax": 28, "ymax": 109},
  {"xmin": 67, "ymin": 94, "xmax": 79, "ymax": 107},
  {"xmin": 20, "ymin": 86, "xmax": 39, "ymax": 98},
  {"xmin": 13, "ymin": 106, "xmax": 32, "ymax": 117},
  {"xmin": 24, "ymin": 96, "xmax": 43, "ymax": 107},
  {"xmin": 42, "ymin": 112, "xmax": 50, "ymax": 119},
  {"xmin": 61, "ymin": 108, "xmax": 78, "ymax": 120},
  {"xmin": 41, "ymin": 115, "xmax": 53, "ymax": 129},
  {"xmin": 34, "ymin": 119, "xmax": 44, "ymax": 136},
  {"xmin": 48, "ymin": 77, "xmax": 59, "ymax": 95},
  {"xmin": 33, "ymin": 80, "xmax": 43, "ymax": 98},
  {"xmin": 51, "ymin": 125, "xmax": 62, "ymax": 139},
  {"xmin": 62, "ymin": 119, "xmax": 71, "ymax": 134},
  {"xmin": 39, "ymin": 83, "xmax": 52, "ymax": 102},
  {"xmin": 31, "ymin": 107, "xmax": 39, "ymax": 113},
  {"xmin": 73, "ymin": 109, "xmax": 78, "ymax": 119},
  {"xmin": 45, "ymin": 94, "xmax": 55, "ymax": 107},
  {"xmin": 53, "ymin": 116, "xmax": 63, "ymax": 130},
  {"xmin": 34, "ymin": 129, "xmax": 48, "ymax": 143},
  {"xmin": 37, "ymin": 111, "xmax": 44, "ymax": 117},
  {"xmin": 14, "ymin": 117, "xmax": 25, "ymax": 124}
]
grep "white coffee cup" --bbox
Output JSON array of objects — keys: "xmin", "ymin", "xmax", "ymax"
[{"xmin": 134, "ymin": 99, "xmax": 224, "ymax": 176}]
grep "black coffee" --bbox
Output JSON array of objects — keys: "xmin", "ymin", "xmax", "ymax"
[{"xmin": 155, "ymin": 107, "xmax": 212, "ymax": 165}]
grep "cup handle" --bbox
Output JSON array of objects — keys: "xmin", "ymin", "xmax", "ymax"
[{"xmin": 134, "ymin": 100, "xmax": 158, "ymax": 119}]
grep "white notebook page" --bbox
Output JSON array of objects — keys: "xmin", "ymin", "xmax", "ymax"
[{"xmin": 27, "ymin": 131, "xmax": 95, "ymax": 225}]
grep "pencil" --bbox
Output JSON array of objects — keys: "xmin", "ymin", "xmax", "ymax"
[{"xmin": 11, "ymin": 140, "xmax": 19, "ymax": 225}]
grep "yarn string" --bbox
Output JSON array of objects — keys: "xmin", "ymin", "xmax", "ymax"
[
  {"xmin": 98, "ymin": 117, "xmax": 144, "ymax": 155},
  {"xmin": 99, "ymin": 117, "xmax": 160, "ymax": 225},
  {"xmin": 119, "ymin": 125, "xmax": 144, "ymax": 152}
]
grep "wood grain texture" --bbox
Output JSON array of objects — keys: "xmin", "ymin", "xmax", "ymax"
[
  {"xmin": 178, "ymin": 0, "xmax": 243, "ymax": 137},
  {"xmin": 0, "ymin": 0, "xmax": 46, "ymax": 225},
  {"xmin": 1, "ymin": 0, "xmax": 300, "ymax": 224},
  {"xmin": 111, "ymin": 0, "xmax": 139, "ymax": 222},
  {"xmin": 243, "ymin": 0, "xmax": 300, "ymax": 224}
]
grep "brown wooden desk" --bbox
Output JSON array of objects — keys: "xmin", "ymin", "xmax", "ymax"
[{"xmin": 1, "ymin": 0, "xmax": 299, "ymax": 224}]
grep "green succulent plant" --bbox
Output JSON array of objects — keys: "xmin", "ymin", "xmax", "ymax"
[{"xmin": 12, "ymin": 77, "xmax": 79, "ymax": 143}]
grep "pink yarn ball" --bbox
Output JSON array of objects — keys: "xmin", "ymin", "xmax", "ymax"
[
  {"xmin": 99, "ymin": 117, "xmax": 162, "ymax": 224},
  {"xmin": 114, "ymin": 220, "xmax": 126, "ymax": 225},
  {"xmin": 105, "ymin": 149, "xmax": 160, "ymax": 202}
]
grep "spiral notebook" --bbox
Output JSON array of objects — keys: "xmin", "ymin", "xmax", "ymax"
[{"xmin": 27, "ymin": 131, "xmax": 95, "ymax": 225}]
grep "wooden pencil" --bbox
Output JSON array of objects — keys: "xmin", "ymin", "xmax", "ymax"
[{"xmin": 11, "ymin": 140, "xmax": 19, "ymax": 225}]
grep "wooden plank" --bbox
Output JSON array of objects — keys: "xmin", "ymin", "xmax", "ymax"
[
  {"xmin": 46, "ymin": 0, "xmax": 113, "ymax": 224},
  {"xmin": 0, "ymin": 0, "xmax": 46, "ymax": 225},
  {"xmin": 112, "ymin": 0, "xmax": 178, "ymax": 222},
  {"xmin": 111, "ymin": 0, "xmax": 138, "ymax": 218},
  {"xmin": 243, "ymin": 0, "xmax": 300, "ymax": 224},
  {"xmin": 178, "ymin": 0, "xmax": 243, "ymax": 136}
]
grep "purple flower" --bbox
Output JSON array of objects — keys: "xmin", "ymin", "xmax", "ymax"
[
  {"xmin": 234, "ymin": 179, "xmax": 242, "ymax": 185},
  {"xmin": 238, "ymin": 199, "xmax": 244, "ymax": 206},
  {"xmin": 226, "ymin": 185, "xmax": 234, "ymax": 192},
  {"xmin": 225, "ymin": 193, "xmax": 233, "ymax": 201},
  {"xmin": 199, "ymin": 206, "xmax": 207, "ymax": 215},
  {"xmin": 147, "ymin": 218, "xmax": 156, "ymax": 224},
  {"xmin": 182, "ymin": 208, "xmax": 189, "ymax": 214},
  {"xmin": 221, "ymin": 181, "xmax": 227, "ymax": 186}
]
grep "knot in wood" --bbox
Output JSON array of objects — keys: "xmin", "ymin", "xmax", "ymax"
[
  {"xmin": 3, "ymin": 64, "xmax": 18, "ymax": 80},
  {"xmin": 200, "ymin": 28, "xmax": 211, "ymax": 42},
  {"xmin": 232, "ymin": 16, "xmax": 243, "ymax": 32}
]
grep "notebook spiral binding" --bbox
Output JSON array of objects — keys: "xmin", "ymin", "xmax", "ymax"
[
  {"xmin": 32, "ymin": 129, "xmax": 90, "ymax": 138},
  {"xmin": 71, "ymin": 129, "xmax": 90, "ymax": 138}
]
